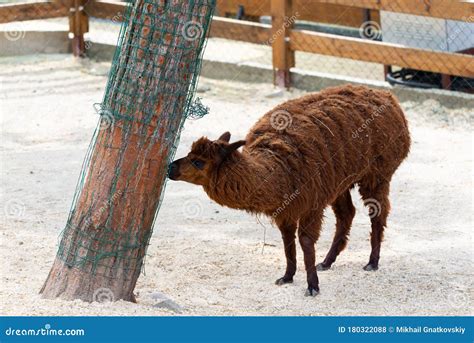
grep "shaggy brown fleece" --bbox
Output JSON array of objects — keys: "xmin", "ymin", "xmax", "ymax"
[{"xmin": 169, "ymin": 84, "xmax": 411, "ymax": 296}]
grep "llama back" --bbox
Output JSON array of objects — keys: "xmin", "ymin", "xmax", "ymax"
[{"xmin": 245, "ymin": 85, "xmax": 410, "ymax": 206}]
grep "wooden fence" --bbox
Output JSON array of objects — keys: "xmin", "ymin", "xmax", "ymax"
[{"xmin": 1, "ymin": 0, "xmax": 473, "ymax": 88}]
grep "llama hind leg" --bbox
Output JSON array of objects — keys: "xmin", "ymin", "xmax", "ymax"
[
  {"xmin": 359, "ymin": 180, "xmax": 391, "ymax": 271},
  {"xmin": 299, "ymin": 211, "xmax": 323, "ymax": 296},
  {"xmin": 275, "ymin": 218, "xmax": 297, "ymax": 285},
  {"xmin": 317, "ymin": 189, "xmax": 356, "ymax": 271}
]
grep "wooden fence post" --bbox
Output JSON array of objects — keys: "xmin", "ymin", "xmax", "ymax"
[
  {"xmin": 271, "ymin": 0, "xmax": 295, "ymax": 88},
  {"xmin": 69, "ymin": 0, "xmax": 89, "ymax": 56}
]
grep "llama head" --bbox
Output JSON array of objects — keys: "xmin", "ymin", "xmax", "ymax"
[{"xmin": 168, "ymin": 132, "xmax": 246, "ymax": 186}]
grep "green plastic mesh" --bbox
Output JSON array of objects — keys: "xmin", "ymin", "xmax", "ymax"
[{"xmin": 55, "ymin": 0, "xmax": 216, "ymax": 280}]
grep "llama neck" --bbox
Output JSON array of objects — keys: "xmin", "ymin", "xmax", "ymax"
[{"xmin": 203, "ymin": 152, "xmax": 277, "ymax": 213}]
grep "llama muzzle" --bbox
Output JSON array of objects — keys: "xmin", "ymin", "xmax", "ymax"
[{"xmin": 168, "ymin": 161, "xmax": 180, "ymax": 180}]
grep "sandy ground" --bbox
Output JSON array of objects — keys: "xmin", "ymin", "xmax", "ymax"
[{"xmin": 0, "ymin": 55, "xmax": 472, "ymax": 316}]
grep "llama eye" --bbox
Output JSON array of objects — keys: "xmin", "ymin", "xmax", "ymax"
[{"xmin": 191, "ymin": 159, "xmax": 205, "ymax": 170}]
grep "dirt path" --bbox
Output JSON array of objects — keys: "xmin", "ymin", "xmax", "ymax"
[{"xmin": 0, "ymin": 55, "xmax": 472, "ymax": 315}]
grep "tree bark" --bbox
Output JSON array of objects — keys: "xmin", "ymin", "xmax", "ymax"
[{"xmin": 41, "ymin": 0, "xmax": 215, "ymax": 302}]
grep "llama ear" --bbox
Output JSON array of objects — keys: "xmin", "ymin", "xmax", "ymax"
[
  {"xmin": 216, "ymin": 140, "xmax": 245, "ymax": 164},
  {"xmin": 218, "ymin": 131, "xmax": 231, "ymax": 143},
  {"xmin": 226, "ymin": 140, "xmax": 246, "ymax": 153}
]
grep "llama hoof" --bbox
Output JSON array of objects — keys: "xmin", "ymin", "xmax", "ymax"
[
  {"xmin": 363, "ymin": 263, "xmax": 378, "ymax": 271},
  {"xmin": 305, "ymin": 287, "xmax": 320, "ymax": 297},
  {"xmin": 275, "ymin": 277, "xmax": 293, "ymax": 285},
  {"xmin": 316, "ymin": 262, "xmax": 331, "ymax": 271}
]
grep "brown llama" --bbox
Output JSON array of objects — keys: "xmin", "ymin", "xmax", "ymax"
[{"xmin": 169, "ymin": 84, "xmax": 411, "ymax": 296}]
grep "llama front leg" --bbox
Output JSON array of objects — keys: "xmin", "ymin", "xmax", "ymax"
[
  {"xmin": 299, "ymin": 211, "xmax": 323, "ymax": 297},
  {"xmin": 275, "ymin": 218, "xmax": 297, "ymax": 285}
]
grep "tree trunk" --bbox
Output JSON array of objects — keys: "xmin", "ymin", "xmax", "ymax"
[{"xmin": 41, "ymin": 0, "xmax": 215, "ymax": 302}]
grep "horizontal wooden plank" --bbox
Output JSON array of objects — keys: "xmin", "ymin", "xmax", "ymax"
[
  {"xmin": 216, "ymin": 0, "xmax": 270, "ymax": 17},
  {"xmin": 216, "ymin": 0, "xmax": 380, "ymax": 28},
  {"xmin": 85, "ymin": 3, "xmax": 272, "ymax": 45},
  {"xmin": 210, "ymin": 16, "xmax": 272, "ymax": 45},
  {"xmin": 0, "ymin": 2, "xmax": 69, "ymax": 24},
  {"xmin": 290, "ymin": 29, "xmax": 474, "ymax": 78},
  {"xmin": 312, "ymin": 0, "xmax": 474, "ymax": 21},
  {"xmin": 87, "ymin": 0, "xmax": 471, "ymax": 25},
  {"xmin": 85, "ymin": 2, "xmax": 272, "ymax": 45},
  {"xmin": 292, "ymin": 1, "xmax": 380, "ymax": 27},
  {"xmin": 216, "ymin": 0, "xmax": 473, "ymax": 22},
  {"xmin": 84, "ymin": 0, "xmax": 126, "ymax": 21}
]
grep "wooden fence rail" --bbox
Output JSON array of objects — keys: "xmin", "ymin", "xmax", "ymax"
[
  {"xmin": 216, "ymin": 0, "xmax": 473, "ymax": 22},
  {"xmin": 291, "ymin": 29, "xmax": 474, "ymax": 78},
  {"xmin": 210, "ymin": 17, "xmax": 271, "ymax": 45},
  {"xmin": 1, "ymin": 0, "xmax": 473, "ymax": 85},
  {"xmin": 313, "ymin": 0, "xmax": 473, "ymax": 21},
  {"xmin": 216, "ymin": 0, "xmax": 381, "ymax": 28},
  {"xmin": 0, "ymin": 1, "xmax": 68, "ymax": 24}
]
